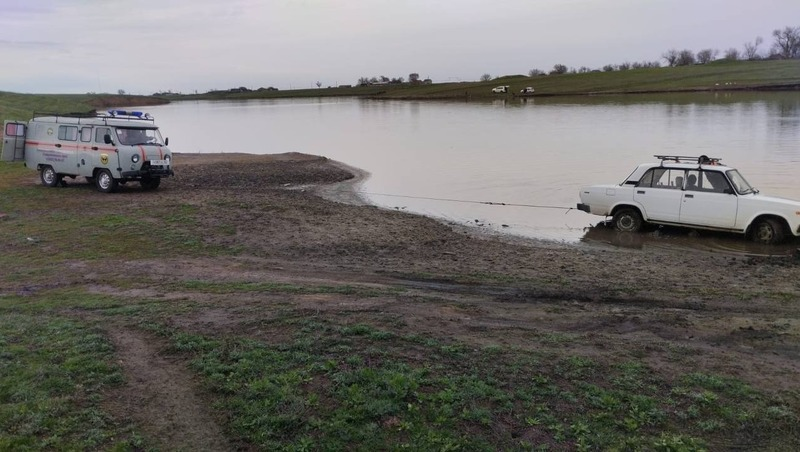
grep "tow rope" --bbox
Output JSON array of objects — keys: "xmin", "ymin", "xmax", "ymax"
[{"xmin": 355, "ymin": 191, "xmax": 575, "ymax": 213}]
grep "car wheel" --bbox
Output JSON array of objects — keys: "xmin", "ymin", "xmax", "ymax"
[
  {"xmin": 95, "ymin": 169, "xmax": 118, "ymax": 193},
  {"xmin": 140, "ymin": 177, "xmax": 161, "ymax": 190},
  {"xmin": 751, "ymin": 218, "xmax": 785, "ymax": 244},
  {"xmin": 40, "ymin": 165, "xmax": 61, "ymax": 187},
  {"xmin": 612, "ymin": 208, "xmax": 643, "ymax": 233}
]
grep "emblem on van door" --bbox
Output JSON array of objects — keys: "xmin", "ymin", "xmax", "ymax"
[
  {"xmin": 100, "ymin": 154, "xmax": 109, "ymax": 165},
  {"xmin": 47, "ymin": 128, "xmax": 53, "ymax": 136}
]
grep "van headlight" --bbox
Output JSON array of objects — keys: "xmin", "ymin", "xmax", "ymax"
[{"xmin": 131, "ymin": 154, "xmax": 140, "ymax": 163}]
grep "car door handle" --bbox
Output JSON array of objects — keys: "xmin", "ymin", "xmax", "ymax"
[
  {"xmin": 684, "ymin": 194, "xmax": 694, "ymax": 198},
  {"xmin": 55, "ymin": 143, "xmax": 61, "ymax": 148},
  {"xmin": 637, "ymin": 190, "xmax": 645, "ymax": 194},
  {"xmin": 92, "ymin": 146, "xmax": 99, "ymax": 150}
]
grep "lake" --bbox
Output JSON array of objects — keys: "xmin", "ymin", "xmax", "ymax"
[{"xmin": 140, "ymin": 92, "xmax": 800, "ymax": 249}]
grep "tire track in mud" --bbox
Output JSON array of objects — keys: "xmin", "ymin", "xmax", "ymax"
[{"xmin": 104, "ymin": 326, "xmax": 231, "ymax": 451}]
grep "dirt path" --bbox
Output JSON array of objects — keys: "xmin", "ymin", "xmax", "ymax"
[{"xmin": 104, "ymin": 326, "xmax": 231, "ymax": 452}]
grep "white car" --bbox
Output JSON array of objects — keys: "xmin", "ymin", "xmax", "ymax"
[
  {"xmin": 576, "ymin": 155, "xmax": 800, "ymax": 244},
  {"xmin": 491, "ymin": 85, "xmax": 509, "ymax": 93},
  {"xmin": 520, "ymin": 87, "xmax": 535, "ymax": 94}
]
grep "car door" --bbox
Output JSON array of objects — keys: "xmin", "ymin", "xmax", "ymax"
[
  {"xmin": 632, "ymin": 167, "xmax": 683, "ymax": 223},
  {"xmin": 678, "ymin": 170, "xmax": 739, "ymax": 229}
]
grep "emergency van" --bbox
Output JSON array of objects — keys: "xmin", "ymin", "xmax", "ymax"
[{"xmin": 1, "ymin": 110, "xmax": 173, "ymax": 192}]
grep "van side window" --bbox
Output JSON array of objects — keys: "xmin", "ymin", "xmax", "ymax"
[
  {"xmin": 80, "ymin": 127, "xmax": 92, "ymax": 142},
  {"xmin": 58, "ymin": 125, "xmax": 78, "ymax": 141},
  {"xmin": 5, "ymin": 123, "xmax": 25, "ymax": 137},
  {"xmin": 95, "ymin": 127, "xmax": 111, "ymax": 143}
]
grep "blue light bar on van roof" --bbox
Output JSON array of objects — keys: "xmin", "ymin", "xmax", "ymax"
[{"xmin": 107, "ymin": 110, "xmax": 152, "ymax": 119}]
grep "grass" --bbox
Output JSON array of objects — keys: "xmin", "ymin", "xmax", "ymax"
[
  {"xmin": 126, "ymin": 316, "xmax": 795, "ymax": 451},
  {"xmin": 0, "ymin": 310, "xmax": 145, "ymax": 450}
]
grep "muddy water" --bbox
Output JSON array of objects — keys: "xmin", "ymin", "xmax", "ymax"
[{"xmin": 143, "ymin": 92, "xmax": 800, "ymax": 254}]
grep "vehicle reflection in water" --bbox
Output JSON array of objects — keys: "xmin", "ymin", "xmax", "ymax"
[{"xmin": 581, "ymin": 221, "xmax": 800, "ymax": 257}]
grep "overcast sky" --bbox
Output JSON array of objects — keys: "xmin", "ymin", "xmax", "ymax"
[{"xmin": 1, "ymin": 0, "xmax": 797, "ymax": 94}]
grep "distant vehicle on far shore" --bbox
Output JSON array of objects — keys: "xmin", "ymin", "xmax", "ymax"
[
  {"xmin": 520, "ymin": 87, "xmax": 535, "ymax": 94},
  {"xmin": 491, "ymin": 85, "xmax": 509, "ymax": 93}
]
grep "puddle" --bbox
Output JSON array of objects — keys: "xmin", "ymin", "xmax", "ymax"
[{"xmin": 580, "ymin": 221, "xmax": 800, "ymax": 257}]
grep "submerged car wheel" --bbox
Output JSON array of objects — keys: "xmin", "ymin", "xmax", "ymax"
[
  {"xmin": 751, "ymin": 218, "xmax": 785, "ymax": 245},
  {"xmin": 40, "ymin": 165, "xmax": 61, "ymax": 188},
  {"xmin": 95, "ymin": 169, "xmax": 118, "ymax": 193},
  {"xmin": 612, "ymin": 208, "xmax": 643, "ymax": 233}
]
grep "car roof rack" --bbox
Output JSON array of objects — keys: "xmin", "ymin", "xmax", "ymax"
[{"xmin": 654, "ymin": 155, "xmax": 722, "ymax": 165}]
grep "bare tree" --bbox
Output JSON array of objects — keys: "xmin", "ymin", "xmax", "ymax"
[
  {"xmin": 409, "ymin": 73, "xmax": 420, "ymax": 83},
  {"xmin": 743, "ymin": 36, "xmax": 763, "ymax": 60},
  {"xmin": 724, "ymin": 48, "xmax": 740, "ymax": 60},
  {"xmin": 528, "ymin": 69, "xmax": 544, "ymax": 76},
  {"xmin": 662, "ymin": 49, "xmax": 679, "ymax": 67},
  {"xmin": 676, "ymin": 49, "xmax": 696, "ymax": 66},
  {"xmin": 771, "ymin": 26, "xmax": 800, "ymax": 59},
  {"xmin": 618, "ymin": 62, "xmax": 631, "ymax": 71},
  {"xmin": 480, "ymin": 73, "xmax": 492, "ymax": 82},
  {"xmin": 550, "ymin": 64, "xmax": 568, "ymax": 75},
  {"xmin": 316, "ymin": 81, "xmax": 322, "ymax": 89},
  {"xmin": 696, "ymin": 48, "xmax": 718, "ymax": 64}
]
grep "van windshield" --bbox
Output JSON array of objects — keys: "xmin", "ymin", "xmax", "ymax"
[{"xmin": 116, "ymin": 127, "xmax": 164, "ymax": 146}]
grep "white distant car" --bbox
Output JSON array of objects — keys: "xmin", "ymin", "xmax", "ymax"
[
  {"xmin": 576, "ymin": 155, "xmax": 800, "ymax": 244},
  {"xmin": 520, "ymin": 87, "xmax": 535, "ymax": 94},
  {"xmin": 491, "ymin": 85, "xmax": 509, "ymax": 93}
]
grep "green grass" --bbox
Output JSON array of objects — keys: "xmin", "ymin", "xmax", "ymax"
[
  {"xmin": 130, "ymin": 317, "xmax": 797, "ymax": 451},
  {"xmin": 0, "ymin": 92, "xmax": 166, "ymax": 125},
  {"xmin": 0, "ymin": 311, "xmax": 145, "ymax": 450}
]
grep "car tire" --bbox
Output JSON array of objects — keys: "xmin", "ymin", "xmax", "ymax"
[
  {"xmin": 40, "ymin": 165, "xmax": 61, "ymax": 187},
  {"xmin": 612, "ymin": 208, "xmax": 643, "ymax": 233},
  {"xmin": 95, "ymin": 169, "xmax": 118, "ymax": 193},
  {"xmin": 751, "ymin": 218, "xmax": 785, "ymax": 245}
]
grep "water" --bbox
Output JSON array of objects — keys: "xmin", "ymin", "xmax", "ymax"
[{"xmin": 139, "ymin": 92, "xmax": 800, "ymax": 250}]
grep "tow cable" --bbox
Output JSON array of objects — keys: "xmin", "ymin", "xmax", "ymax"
[{"xmin": 354, "ymin": 191, "xmax": 576, "ymax": 213}]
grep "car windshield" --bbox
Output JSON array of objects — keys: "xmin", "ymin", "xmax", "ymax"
[
  {"xmin": 726, "ymin": 169, "xmax": 757, "ymax": 194},
  {"xmin": 116, "ymin": 127, "xmax": 164, "ymax": 146}
]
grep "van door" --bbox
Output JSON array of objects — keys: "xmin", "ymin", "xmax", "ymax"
[
  {"xmin": 2, "ymin": 121, "xmax": 27, "ymax": 162},
  {"xmin": 77, "ymin": 126, "xmax": 94, "ymax": 176}
]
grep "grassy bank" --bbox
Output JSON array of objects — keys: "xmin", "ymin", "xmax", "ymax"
[
  {"xmin": 0, "ymin": 92, "xmax": 167, "ymax": 125},
  {"xmin": 169, "ymin": 59, "xmax": 800, "ymax": 101},
  {"xmin": 2, "ymin": 61, "xmax": 798, "ymax": 121}
]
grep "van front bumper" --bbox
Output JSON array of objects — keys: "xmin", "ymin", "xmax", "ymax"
[
  {"xmin": 120, "ymin": 167, "xmax": 174, "ymax": 178},
  {"xmin": 577, "ymin": 203, "xmax": 591, "ymax": 213}
]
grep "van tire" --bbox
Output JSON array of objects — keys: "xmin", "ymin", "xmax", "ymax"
[
  {"xmin": 140, "ymin": 177, "xmax": 161, "ymax": 190},
  {"xmin": 95, "ymin": 169, "xmax": 118, "ymax": 193},
  {"xmin": 40, "ymin": 166, "xmax": 61, "ymax": 188}
]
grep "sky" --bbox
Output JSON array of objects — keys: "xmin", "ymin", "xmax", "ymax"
[{"xmin": 0, "ymin": 0, "xmax": 798, "ymax": 94}]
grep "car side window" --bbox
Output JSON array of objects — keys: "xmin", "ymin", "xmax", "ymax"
[
  {"xmin": 638, "ymin": 168, "xmax": 682, "ymax": 189},
  {"xmin": 702, "ymin": 171, "xmax": 732, "ymax": 194}
]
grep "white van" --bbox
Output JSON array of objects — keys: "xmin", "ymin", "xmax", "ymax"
[{"xmin": 2, "ymin": 110, "xmax": 173, "ymax": 192}]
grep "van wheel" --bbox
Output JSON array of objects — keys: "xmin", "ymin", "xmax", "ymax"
[
  {"xmin": 95, "ymin": 169, "xmax": 118, "ymax": 193},
  {"xmin": 751, "ymin": 218, "xmax": 785, "ymax": 244},
  {"xmin": 40, "ymin": 166, "xmax": 61, "ymax": 187},
  {"xmin": 140, "ymin": 177, "xmax": 161, "ymax": 190},
  {"xmin": 612, "ymin": 208, "xmax": 643, "ymax": 233}
]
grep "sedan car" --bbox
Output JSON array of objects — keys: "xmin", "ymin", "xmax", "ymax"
[{"xmin": 576, "ymin": 155, "xmax": 800, "ymax": 244}]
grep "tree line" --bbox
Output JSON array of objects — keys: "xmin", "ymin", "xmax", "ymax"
[{"xmin": 517, "ymin": 24, "xmax": 800, "ymax": 78}]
